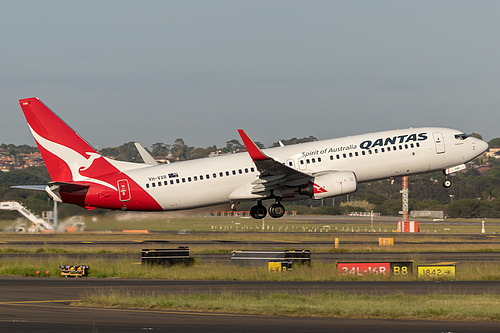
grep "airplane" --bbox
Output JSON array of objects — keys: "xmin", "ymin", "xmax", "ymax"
[{"xmin": 16, "ymin": 97, "xmax": 489, "ymax": 219}]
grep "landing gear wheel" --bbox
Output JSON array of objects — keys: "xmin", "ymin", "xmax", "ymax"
[
  {"xmin": 250, "ymin": 204, "xmax": 267, "ymax": 219},
  {"xmin": 268, "ymin": 203, "xmax": 285, "ymax": 218},
  {"xmin": 443, "ymin": 178, "xmax": 452, "ymax": 188}
]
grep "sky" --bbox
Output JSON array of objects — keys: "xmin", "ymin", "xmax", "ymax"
[{"xmin": 1, "ymin": 1, "xmax": 499, "ymax": 150}]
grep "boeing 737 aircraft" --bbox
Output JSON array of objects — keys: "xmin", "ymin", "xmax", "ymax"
[{"xmin": 17, "ymin": 97, "xmax": 488, "ymax": 219}]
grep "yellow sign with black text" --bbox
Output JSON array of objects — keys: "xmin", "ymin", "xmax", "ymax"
[
  {"xmin": 417, "ymin": 265, "xmax": 455, "ymax": 278},
  {"xmin": 268, "ymin": 261, "xmax": 292, "ymax": 272}
]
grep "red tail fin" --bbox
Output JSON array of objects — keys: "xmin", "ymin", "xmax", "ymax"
[{"xmin": 19, "ymin": 97, "xmax": 115, "ymax": 183}]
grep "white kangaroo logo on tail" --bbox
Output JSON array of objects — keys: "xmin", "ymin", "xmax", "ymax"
[
  {"xmin": 79, "ymin": 152, "xmax": 102, "ymax": 172},
  {"xmin": 29, "ymin": 125, "xmax": 117, "ymax": 191}
]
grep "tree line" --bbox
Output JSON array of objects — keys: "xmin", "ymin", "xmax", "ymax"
[
  {"xmin": 98, "ymin": 136, "xmax": 319, "ymax": 162},
  {"xmin": 0, "ymin": 135, "xmax": 499, "ymax": 219}
]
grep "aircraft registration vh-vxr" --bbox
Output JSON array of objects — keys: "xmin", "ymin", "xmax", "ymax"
[{"xmin": 16, "ymin": 97, "xmax": 488, "ymax": 219}]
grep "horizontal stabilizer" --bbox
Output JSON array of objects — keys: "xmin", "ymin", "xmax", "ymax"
[
  {"xmin": 49, "ymin": 182, "xmax": 90, "ymax": 193},
  {"xmin": 12, "ymin": 182, "xmax": 90, "ymax": 198},
  {"xmin": 11, "ymin": 185, "xmax": 47, "ymax": 191}
]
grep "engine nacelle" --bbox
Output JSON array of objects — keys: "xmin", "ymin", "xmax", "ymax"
[{"xmin": 299, "ymin": 171, "xmax": 357, "ymax": 199}]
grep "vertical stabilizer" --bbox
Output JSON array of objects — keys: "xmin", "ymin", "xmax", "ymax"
[{"xmin": 18, "ymin": 97, "xmax": 116, "ymax": 183}]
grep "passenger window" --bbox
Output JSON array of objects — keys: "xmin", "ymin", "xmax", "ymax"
[
  {"xmin": 200, "ymin": 175, "xmax": 204, "ymax": 180},
  {"xmin": 206, "ymin": 174, "xmax": 210, "ymax": 179},
  {"xmin": 362, "ymin": 151, "xmax": 366, "ymax": 156},
  {"xmin": 213, "ymin": 173, "xmax": 216, "ymax": 178},
  {"xmin": 381, "ymin": 148, "xmax": 385, "ymax": 153},
  {"xmin": 343, "ymin": 154, "xmax": 347, "ymax": 158},
  {"xmin": 318, "ymin": 157, "xmax": 322, "ymax": 162},
  {"xmin": 219, "ymin": 172, "xmax": 223, "ymax": 177},
  {"xmin": 300, "ymin": 160, "xmax": 304, "ymax": 165},
  {"xmin": 176, "ymin": 179, "xmax": 180, "ymax": 184},
  {"xmin": 152, "ymin": 183, "xmax": 156, "ymax": 188},
  {"xmin": 349, "ymin": 153, "xmax": 352, "ymax": 158},
  {"xmin": 164, "ymin": 181, "xmax": 168, "ymax": 186},
  {"xmin": 158, "ymin": 182, "xmax": 162, "ymax": 186},
  {"xmin": 306, "ymin": 159, "xmax": 310, "ymax": 164},
  {"xmin": 245, "ymin": 168, "xmax": 248, "ymax": 173},
  {"xmin": 194, "ymin": 176, "xmax": 198, "ymax": 181},
  {"xmin": 238, "ymin": 169, "xmax": 242, "ymax": 174},
  {"xmin": 330, "ymin": 156, "xmax": 333, "ymax": 160},
  {"xmin": 170, "ymin": 180, "xmax": 174, "ymax": 185},
  {"xmin": 251, "ymin": 167, "xmax": 255, "ymax": 172},
  {"xmin": 311, "ymin": 158, "xmax": 315, "ymax": 163},
  {"xmin": 182, "ymin": 178, "xmax": 186, "ymax": 183},
  {"xmin": 146, "ymin": 184, "xmax": 150, "ymax": 188},
  {"xmin": 336, "ymin": 154, "xmax": 340, "ymax": 159},
  {"xmin": 188, "ymin": 177, "xmax": 191, "ymax": 182}
]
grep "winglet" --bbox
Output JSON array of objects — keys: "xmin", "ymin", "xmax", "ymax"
[
  {"xmin": 237, "ymin": 129, "xmax": 268, "ymax": 161},
  {"xmin": 134, "ymin": 143, "xmax": 158, "ymax": 165}
]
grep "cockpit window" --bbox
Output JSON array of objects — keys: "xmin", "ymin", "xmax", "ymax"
[{"xmin": 454, "ymin": 133, "xmax": 469, "ymax": 140}]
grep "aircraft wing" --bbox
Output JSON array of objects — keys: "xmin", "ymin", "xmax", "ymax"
[{"xmin": 238, "ymin": 129, "xmax": 312, "ymax": 196}]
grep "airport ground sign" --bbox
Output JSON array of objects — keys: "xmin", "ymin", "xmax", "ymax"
[{"xmin": 337, "ymin": 262, "xmax": 412, "ymax": 277}]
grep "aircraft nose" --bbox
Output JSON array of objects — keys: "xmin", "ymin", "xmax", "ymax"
[
  {"xmin": 476, "ymin": 138, "xmax": 489, "ymax": 154},
  {"xmin": 479, "ymin": 140, "xmax": 489, "ymax": 153}
]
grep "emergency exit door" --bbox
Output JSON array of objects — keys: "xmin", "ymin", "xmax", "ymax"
[{"xmin": 118, "ymin": 179, "xmax": 131, "ymax": 202}]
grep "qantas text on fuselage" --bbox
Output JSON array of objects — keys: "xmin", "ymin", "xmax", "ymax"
[{"xmin": 16, "ymin": 97, "xmax": 488, "ymax": 219}]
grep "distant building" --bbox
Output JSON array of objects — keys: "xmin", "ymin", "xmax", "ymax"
[
  {"xmin": 483, "ymin": 147, "xmax": 500, "ymax": 159},
  {"xmin": 410, "ymin": 211, "xmax": 444, "ymax": 219},
  {"xmin": 477, "ymin": 162, "xmax": 492, "ymax": 175},
  {"xmin": 0, "ymin": 151, "xmax": 45, "ymax": 172}
]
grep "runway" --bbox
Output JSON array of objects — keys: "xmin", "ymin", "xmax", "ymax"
[
  {"xmin": 0, "ymin": 277, "xmax": 499, "ymax": 332},
  {"xmin": 1, "ymin": 229, "xmax": 499, "ymax": 331}
]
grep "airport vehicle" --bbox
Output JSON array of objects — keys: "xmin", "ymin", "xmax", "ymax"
[{"xmin": 17, "ymin": 97, "xmax": 488, "ymax": 219}]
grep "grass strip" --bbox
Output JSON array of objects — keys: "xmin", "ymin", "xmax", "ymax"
[
  {"xmin": 1, "ymin": 258, "xmax": 500, "ymax": 281},
  {"xmin": 79, "ymin": 291, "xmax": 500, "ymax": 321}
]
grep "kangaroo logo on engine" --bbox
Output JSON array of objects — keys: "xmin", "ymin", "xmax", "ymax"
[{"xmin": 360, "ymin": 133, "xmax": 428, "ymax": 150}]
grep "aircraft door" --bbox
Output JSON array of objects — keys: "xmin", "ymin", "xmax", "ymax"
[
  {"xmin": 433, "ymin": 132, "xmax": 446, "ymax": 154},
  {"xmin": 117, "ymin": 179, "xmax": 131, "ymax": 202}
]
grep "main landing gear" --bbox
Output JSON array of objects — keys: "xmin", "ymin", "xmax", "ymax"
[{"xmin": 250, "ymin": 200, "xmax": 286, "ymax": 219}]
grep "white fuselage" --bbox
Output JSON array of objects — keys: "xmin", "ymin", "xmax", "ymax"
[{"xmin": 120, "ymin": 127, "xmax": 488, "ymax": 211}]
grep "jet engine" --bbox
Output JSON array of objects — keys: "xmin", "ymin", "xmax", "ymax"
[{"xmin": 299, "ymin": 171, "xmax": 357, "ymax": 199}]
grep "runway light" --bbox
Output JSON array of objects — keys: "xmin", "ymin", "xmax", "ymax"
[
  {"xmin": 45, "ymin": 271, "xmax": 50, "ymax": 277},
  {"xmin": 35, "ymin": 270, "xmax": 40, "ymax": 277}
]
